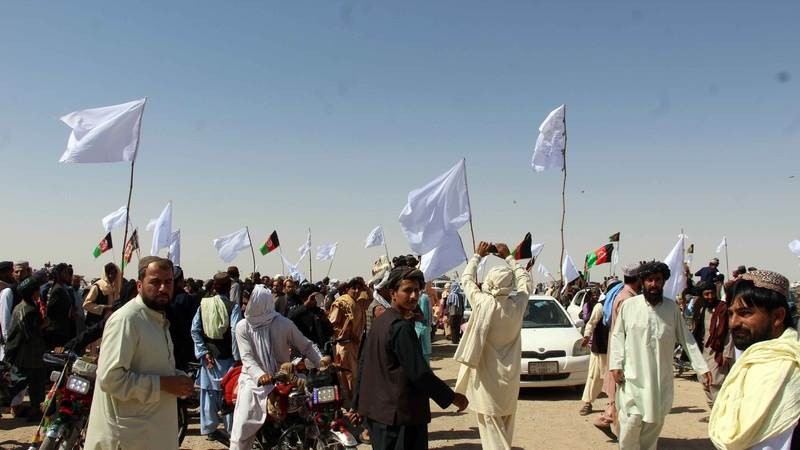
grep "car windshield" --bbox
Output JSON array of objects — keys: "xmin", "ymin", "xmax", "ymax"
[{"xmin": 522, "ymin": 299, "xmax": 573, "ymax": 328}]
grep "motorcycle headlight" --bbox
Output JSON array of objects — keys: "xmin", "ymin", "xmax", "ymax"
[
  {"xmin": 572, "ymin": 339, "xmax": 590, "ymax": 357},
  {"xmin": 66, "ymin": 375, "xmax": 91, "ymax": 395}
]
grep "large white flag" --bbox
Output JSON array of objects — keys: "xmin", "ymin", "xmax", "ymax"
[
  {"xmin": 59, "ymin": 98, "xmax": 146, "ymax": 163},
  {"xmin": 562, "ymin": 252, "xmax": 581, "ymax": 287},
  {"xmin": 663, "ymin": 235, "xmax": 687, "ymax": 301},
  {"xmin": 298, "ymin": 231, "xmax": 311, "ymax": 261},
  {"xmin": 530, "ymin": 242, "xmax": 545, "ymax": 258},
  {"xmin": 716, "ymin": 236, "xmax": 727, "ymax": 253},
  {"xmin": 150, "ymin": 202, "xmax": 172, "ymax": 256},
  {"xmin": 788, "ymin": 240, "xmax": 800, "ymax": 257},
  {"xmin": 213, "ymin": 227, "xmax": 251, "ymax": 264},
  {"xmin": 102, "ymin": 206, "xmax": 129, "ymax": 232},
  {"xmin": 168, "ymin": 230, "xmax": 181, "ymax": 266},
  {"xmin": 316, "ymin": 243, "xmax": 338, "ymax": 262},
  {"xmin": 399, "ymin": 159, "xmax": 470, "ymax": 255},
  {"xmin": 281, "ymin": 255, "xmax": 306, "ymax": 282},
  {"xmin": 420, "ymin": 231, "xmax": 466, "ymax": 281},
  {"xmin": 531, "ymin": 105, "xmax": 566, "ymax": 172},
  {"xmin": 364, "ymin": 225, "xmax": 385, "ymax": 249},
  {"xmin": 537, "ymin": 263, "xmax": 554, "ymax": 280}
]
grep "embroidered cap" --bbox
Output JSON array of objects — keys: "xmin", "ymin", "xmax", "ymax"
[{"xmin": 739, "ymin": 270, "xmax": 789, "ymax": 299}]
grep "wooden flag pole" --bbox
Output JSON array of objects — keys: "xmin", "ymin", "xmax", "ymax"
[
  {"xmin": 558, "ymin": 105, "xmax": 568, "ymax": 288},
  {"xmin": 724, "ymin": 241, "xmax": 730, "ymax": 278},
  {"xmin": 278, "ymin": 246, "xmax": 286, "ymax": 276},
  {"xmin": 383, "ymin": 238, "xmax": 391, "ymax": 267},
  {"xmin": 326, "ymin": 253, "xmax": 336, "ymax": 278},
  {"xmin": 245, "ymin": 226, "xmax": 257, "ymax": 276},
  {"xmin": 462, "ymin": 157, "xmax": 477, "ymax": 252},
  {"xmin": 120, "ymin": 98, "xmax": 146, "ymax": 278},
  {"xmin": 308, "ymin": 228, "xmax": 313, "ymax": 282}
]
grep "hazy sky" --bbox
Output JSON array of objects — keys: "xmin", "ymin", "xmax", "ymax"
[{"xmin": 2, "ymin": 1, "xmax": 799, "ymax": 282}]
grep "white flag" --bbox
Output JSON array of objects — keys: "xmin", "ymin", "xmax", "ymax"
[
  {"xmin": 420, "ymin": 231, "xmax": 466, "ymax": 281},
  {"xmin": 298, "ymin": 231, "xmax": 311, "ymax": 261},
  {"xmin": 281, "ymin": 255, "xmax": 306, "ymax": 282},
  {"xmin": 102, "ymin": 206, "xmax": 129, "ymax": 232},
  {"xmin": 316, "ymin": 243, "xmax": 338, "ymax": 262},
  {"xmin": 145, "ymin": 218, "xmax": 158, "ymax": 232},
  {"xmin": 531, "ymin": 105, "xmax": 566, "ymax": 172},
  {"xmin": 168, "ymin": 230, "xmax": 181, "ymax": 266},
  {"xmin": 561, "ymin": 252, "xmax": 581, "ymax": 287},
  {"xmin": 537, "ymin": 263, "xmax": 554, "ymax": 280},
  {"xmin": 364, "ymin": 225, "xmax": 385, "ymax": 249},
  {"xmin": 213, "ymin": 227, "xmax": 251, "ymax": 264},
  {"xmin": 530, "ymin": 242, "xmax": 545, "ymax": 258},
  {"xmin": 663, "ymin": 235, "xmax": 687, "ymax": 301},
  {"xmin": 399, "ymin": 159, "xmax": 470, "ymax": 255},
  {"xmin": 59, "ymin": 98, "xmax": 146, "ymax": 163},
  {"xmin": 150, "ymin": 201, "xmax": 172, "ymax": 256},
  {"xmin": 788, "ymin": 240, "xmax": 800, "ymax": 257},
  {"xmin": 716, "ymin": 236, "xmax": 727, "ymax": 253}
]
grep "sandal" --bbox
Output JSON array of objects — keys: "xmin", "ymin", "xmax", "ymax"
[{"xmin": 579, "ymin": 403, "xmax": 592, "ymax": 416}]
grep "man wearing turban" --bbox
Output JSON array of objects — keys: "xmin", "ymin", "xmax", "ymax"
[{"xmin": 453, "ymin": 241, "xmax": 532, "ymax": 450}]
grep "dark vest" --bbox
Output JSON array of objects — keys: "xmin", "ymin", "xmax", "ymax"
[
  {"xmin": 357, "ymin": 308, "xmax": 430, "ymax": 426},
  {"xmin": 591, "ymin": 315, "xmax": 609, "ymax": 354}
]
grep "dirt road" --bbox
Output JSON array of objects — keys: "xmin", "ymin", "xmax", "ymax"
[{"xmin": 0, "ymin": 338, "xmax": 714, "ymax": 449}]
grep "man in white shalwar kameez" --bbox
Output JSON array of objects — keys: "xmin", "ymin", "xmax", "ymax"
[
  {"xmin": 85, "ymin": 257, "xmax": 194, "ymax": 450},
  {"xmin": 454, "ymin": 242, "xmax": 531, "ymax": 450},
  {"xmin": 609, "ymin": 261, "xmax": 711, "ymax": 450},
  {"xmin": 230, "ymin": 285, "xmax": 322, "ymax": 450}
]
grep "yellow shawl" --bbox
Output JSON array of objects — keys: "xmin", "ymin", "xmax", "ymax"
[
  {"xmin": 200, "ymin": 295, "xmax": 230, "ymax": 340},
  {"xmin": 709, "ymin": 328, "xmax": 800, "ymax": 450}
]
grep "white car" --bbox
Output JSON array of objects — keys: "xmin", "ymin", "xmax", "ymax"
[
  {"xmin": 566, "ymin": 288, "xmax": 591, "ymax": 324},
  {"xmin": 520, "ymin": 295, "xmax": 590, "ymax": 388}
]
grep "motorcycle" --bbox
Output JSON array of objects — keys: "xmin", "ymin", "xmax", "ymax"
[
  {"xmin": 36, "ymin": 351, "xmax": 97, "ymax": 450},
  {"xmin": 305, "ymin": 364, "xmax": 359, "ymax": 450},
  {"xmin": 177, "ymin": 362, "xmax": 202, "ymax": 446}
]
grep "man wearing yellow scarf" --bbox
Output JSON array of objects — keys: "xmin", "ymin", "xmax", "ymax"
[{"xmin": 709, "ymin": 270, "xmax": 799, "ymax": 450}]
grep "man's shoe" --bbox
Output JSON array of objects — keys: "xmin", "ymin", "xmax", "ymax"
[
  {"xmin": 579, "ymin": 403, "xmax": 592, "ymax": 416},
  {"xmin": 594, "ymin": 423, "xmax": 617, "ymax": 442}
]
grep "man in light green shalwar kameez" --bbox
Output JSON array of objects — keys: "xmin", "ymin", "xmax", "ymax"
[{"xmin": 609, "ymin": 261, "xmax": 711, "ymax": 450}]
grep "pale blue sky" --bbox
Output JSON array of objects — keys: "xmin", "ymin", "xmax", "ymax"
[{"xmin": 1, "ymin": 1, "xmax": 799, "ymax": 281}]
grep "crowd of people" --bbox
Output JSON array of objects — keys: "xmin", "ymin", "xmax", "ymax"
[{"xmin": 0, "ymin": 245, "xmax": 797, "ymax": 450}]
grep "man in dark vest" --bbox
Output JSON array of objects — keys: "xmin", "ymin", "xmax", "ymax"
[
  {"xmin": 351, "ymin": 266, "xmax": 468, "ymax": 449},
  {"xmin": 579, "ymin": 285, "xmax": 613, "ymax": 416}
]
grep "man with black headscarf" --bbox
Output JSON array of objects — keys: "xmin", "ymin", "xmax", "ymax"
[
  {"xmin": 352, "ymin": 266, "xmax": 468, "ymax": 450},
  {"xmin": 609, "ymin": 261, "xmax": 711, "ymax": 450}
]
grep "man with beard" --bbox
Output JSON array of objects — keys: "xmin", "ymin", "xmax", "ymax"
[
  {"xmin": 84, "ymin": 257, "xmax": 194, "ymax": 450},
  {"xmin": 272, "ymin": 276, "xmax": 287, "ymax": 316},
  {"xmin": 609, "ymin": 261, "xmax": 711, "ymax": 450},
  {"xmin": 191, "ymin": 272, "xmax": 242, "ymax": 443},
  {"xmin": 284, "ymin": 277, "xmax": 302, "ymax": 315},
  {"xmin": 691, "ymin": 281, "xmax": 734, "ymax": 412},
  {"xmin": 288, "ymin": 282, "xmax": 333, "ymax": 351},
  {"xmin": 709, "ymin": 270, "xmax": 799, "ymax": 450}
]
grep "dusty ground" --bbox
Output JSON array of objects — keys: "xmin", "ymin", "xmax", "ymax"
[{"xmin": 0, "ymin": 337, "xmax": 714, "ymax": 449}]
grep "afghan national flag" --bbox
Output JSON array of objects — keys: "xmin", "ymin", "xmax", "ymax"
[
  {"xmin": 93, "ymin": 232, "xmax": 113, "ymax": 258},
  {"xmin": 122, "ymin": 229, "xmax": 139, "ymax": 267},
  {"xmin": 259, "ymin": 230, "xmax": 280, "ymax": 255},
  {"xmin": 586, "ymin": 243, "xmax": 614, "ymax": 269},
  {"xmin": 512, "ymin": 232, "xmax": 533, "ymax": 260},
  {"xmin": 609, "ymin": 232, "xmax": 620, "ymax": 242}
]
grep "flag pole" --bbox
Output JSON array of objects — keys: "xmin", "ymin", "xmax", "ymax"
[
  {"xmin": 278, "ymin": 246, "xmax": 286, "ymax": 276},
  {"xmin": 119, "ymin": 98, "xmax": 146, "ymax": 278},
  {"xmin": 308, "ymin": 227, "xmax": 313, "ymax": 282},
  {"xmin": 245, "ymin": 226, "xmax": 256, "ymax": 276},
  {"xmin": 326, "ymin": 253, "xmax": 336, "ymax": 278},
  {"xmin": 383, "ymin": 238, "xmax": 391, "ymax": 267},
  {"xmin": 724, "ymin": 240, "xmax": 730, "ymax": 278},
  {"xmin": 462, "ymin": 157, "xmax": 477, "ymax": 252},
  {"xmin": 558, "ymin": 105, "xmax": 568, "ymax": 288}
]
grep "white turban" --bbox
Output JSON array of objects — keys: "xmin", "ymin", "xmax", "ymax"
[{"xmin": 482, "ymin": 266, "xmax": 514, "ymax": 297}]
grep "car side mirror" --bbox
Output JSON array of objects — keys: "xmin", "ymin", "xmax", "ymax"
[{"xmin": 574, "ymin": 319, "xmax": 585, "ymax": 329}]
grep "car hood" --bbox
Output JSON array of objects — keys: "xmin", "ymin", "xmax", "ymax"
[{"xmin": 521, "ymin": 326, "xmax": 582, "ymax": 354}]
